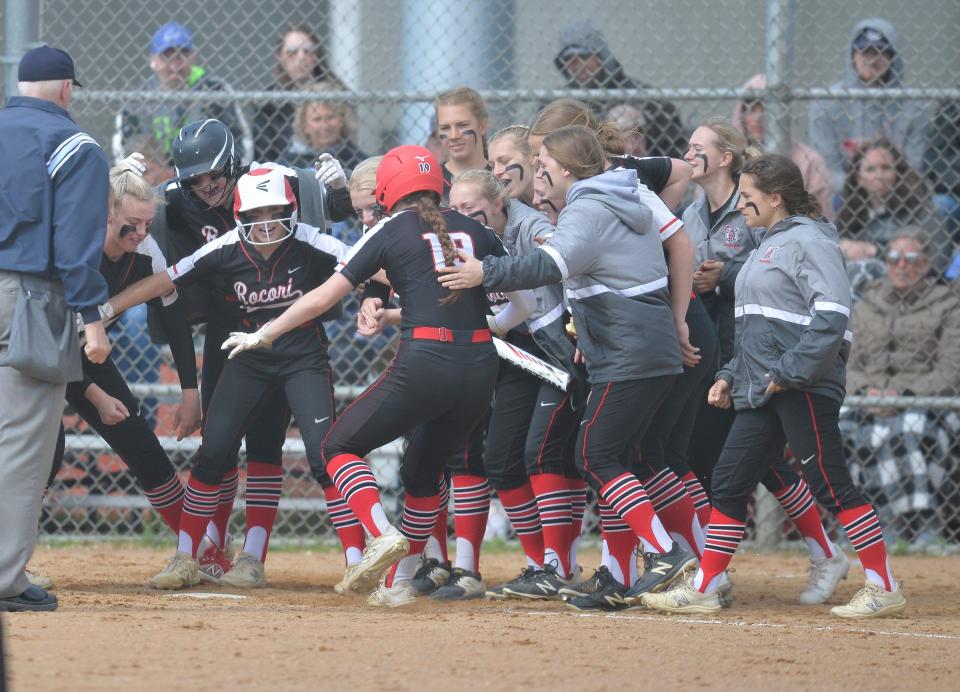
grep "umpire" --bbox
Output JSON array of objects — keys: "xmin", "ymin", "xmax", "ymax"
[{"xmin": 0, "ymin": 46, "xmax": 111, "ymax": 612}]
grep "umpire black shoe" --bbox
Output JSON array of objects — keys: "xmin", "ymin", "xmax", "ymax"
[
  {"xmin": 624, "ymin": 543, "xmax": 698, "ymax": 606},
  {"xmin": 411, "ymin": 557, "xmax": 453, "ymax": 596},
  {"xmin": 564, "ymin": 567, "xmax": 630, "ymax": 611},
  {"xmin": 558, "ymin": 566, "xmax": 609, "ymax": 600},
  {"xmin": 502, "ymin": 563, "xmax": 570, "ymax": 600},
  {"xmin": 0, "ymin": 584, "xmax": 58, "ymax": 612}
]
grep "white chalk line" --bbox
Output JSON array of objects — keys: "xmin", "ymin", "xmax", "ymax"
[
  {"xmin": 509, "ymin": 609, "xmax": 960, "ymax": 641},
  {"xmin": 166, "ymin": 592, "xmax": 248, "ymax": 600}
]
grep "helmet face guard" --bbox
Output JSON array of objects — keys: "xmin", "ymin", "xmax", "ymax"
[
  {"xmin": 233, "ymin": 167, "xmax": 299, "ymax": 246},
  {"xmin": 237, "ymin": 208, "xmax": 297, "ymax": 246}
]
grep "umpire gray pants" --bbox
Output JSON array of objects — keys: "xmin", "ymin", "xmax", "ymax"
[{"xmin": 0, "ymin": 273, "xmax": 64, "ymax": 598}]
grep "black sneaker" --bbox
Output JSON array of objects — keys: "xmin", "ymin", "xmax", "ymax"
[
  {"xmin": 624, "ymin": 543, "xmax": 698, "ymax": 605},
  {"xmin": 410, "ymin": 557, "xmax": 453, "ymax": 596},
  {"xmin": 0, "ymin": 584, "xmax": 58, "ymax": 612},
  {"xmin": 502, "ymin": 564, "xmax": 570, "ymax": 600},
  {"xmin": 485, "ymin": 566, "xmax": 538, "ymax": 600},
  {"xmin": 558, "ymin": 566, "xmax": 609, "ymax": 600},
  {"xmin": 430, "ymin": 568, "xmax": 486, "ymax": 601},
  {"xmin": 564, "ymin": 568, "xmax": 630, "ymax": 611}
]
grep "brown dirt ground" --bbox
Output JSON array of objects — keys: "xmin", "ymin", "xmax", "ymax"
[{"xmin": 5, "ymin": 546, "xmax": 959, "ymax": 691}]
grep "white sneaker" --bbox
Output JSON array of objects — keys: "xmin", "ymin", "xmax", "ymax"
[
  {"xmin": 367, "ymin": 580, "xmax": 417, "ymax": 608},
  {"xmin": 715, "ymin": 570, "xmax": 734, "ymax": 608},
  {"xmin": 640, "ymin": 574, "xmax": 722, "ymax": 615},
  {"xmin": 219, "ymin": 552, "xmax": 267, "ymax": 588},
  {"xmin": 26, "ymin": 569, "xmax": 54, "ymax": 590},
  {"xmin": 830, "ymin": 581, "xmax": 906, "ymax": 619},
  {"xmin": 341, "ymin": 527, "xmax": 409, "ymax": 594},
  {"xmin": 149, "ymin": 552, "xmax": 200, "ymax": 590},
  {"xmin": 799, "ymin": 552, "xmax": 850, "ymax": 605}
]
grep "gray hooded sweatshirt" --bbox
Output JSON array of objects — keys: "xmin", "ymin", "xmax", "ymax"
[
  {"xmin": 482, "ymin": 168, "xmax": 682, "ymax": 384},
  {"xmin": 809, "ymin": 18, "xmax": 934, "ymax": 194},
  {"xmin": 718, "ymin": 216, "xmax": 852, "ymax": 410}
]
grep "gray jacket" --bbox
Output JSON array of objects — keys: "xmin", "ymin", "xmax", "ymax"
[
  {"xmin": 682, "ymin": 190, "xmax": 764, "ymax": 363},
  {"xmin": 809, "ymin": 17, "xmax": 934, "ymax": 193},
  {"xmin": 482, "ymin": 169, "xmax": 682, "ymax": 384},
  {"xmin": 718, "ymin": 216, "xmax": 852, "ymax": 409}
]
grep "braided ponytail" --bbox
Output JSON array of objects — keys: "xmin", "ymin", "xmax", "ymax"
[{"xmin": 412, "ymin": 192, "xmax": 460, "ymax": 304}]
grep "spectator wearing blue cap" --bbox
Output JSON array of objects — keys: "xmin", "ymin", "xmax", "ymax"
[
  {"xmin": 0, "ymin": 46, "xmax": 111, "ymax": 612},
  {"xmin": 112, "ymin": 22, "xmax": 253, "ymax": 166}
]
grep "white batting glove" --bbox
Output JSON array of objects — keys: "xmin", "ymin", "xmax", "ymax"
[
  {"xmin": 314, "ymin": 153, "xmax": 346, "ymax": 189},
  {"xmin": 98, "ymin": 302, "xmax": 115, "ymax": 321},
  {"xmin": 486, "ymin": 314, "xmax": 509, "ymax": 338},
  {"xmin": 221, "ymin": 324, "xmax": 275, "ymax": 359},
  {"xmin": 117, "ymin": 152, "xmax": 146, "ymax": 177}
]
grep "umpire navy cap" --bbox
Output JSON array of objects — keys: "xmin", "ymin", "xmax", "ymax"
[{"xmin": 18, "ymin": 45, "xmax": 83, "ymax": 86}]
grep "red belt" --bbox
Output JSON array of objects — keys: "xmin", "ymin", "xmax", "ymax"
[{"xmin": 408, "ymin": 326, "xmax": 492, "ymax": 343}]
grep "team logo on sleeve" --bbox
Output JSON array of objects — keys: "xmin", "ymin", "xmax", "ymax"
[
  {"xmin": 723, "ymin": 225, "xmax": 741, "ymax": 249},
  {"xmin": 200, "ymin": 225, "xmax": 220, "ymax": 243},
  {"xmin": 758, "ymin": 245, "xmax": 780, "ymax": 264}
]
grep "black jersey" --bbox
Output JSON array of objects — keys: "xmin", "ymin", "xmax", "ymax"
[
  {"xmin": 168, "ymin": 223, "xmax": 347, "ymax": 361},
  {"xmin": 612, "ymin": 155, "xmax": 672, "ymax": 195},
  {"xmin": 338, "ymin": 208, "xmax": 506, "ymax": 332}
]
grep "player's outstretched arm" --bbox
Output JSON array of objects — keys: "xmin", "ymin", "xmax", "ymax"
[{"xmin": 102, "ymin": 271, "xmax": 176, "ymax": 319}]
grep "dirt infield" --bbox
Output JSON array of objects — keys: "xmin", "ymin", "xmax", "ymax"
[{"xmin": 4, "ymin": 545, "xmax": 958, "ymax": 691}]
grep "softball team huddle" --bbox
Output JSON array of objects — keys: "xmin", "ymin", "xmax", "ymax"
[{"xmin": 88, "ymin": 86, "xmax": 904, "ymax": 620}]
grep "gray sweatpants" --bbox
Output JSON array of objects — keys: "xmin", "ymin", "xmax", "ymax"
[{"xmin": 0, "ymin": 272, "xmax": 65, "ymax": 598}]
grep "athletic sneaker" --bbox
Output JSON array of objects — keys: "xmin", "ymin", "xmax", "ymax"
[
  {"xmin": 830, "ymin": 581, "xmax": 906, "ymax": 619},
  {"xmin": 799, "ymin": 552, "xmax": 850, "ymax": 605},
  {"xmin": 340, "ymin": 526, "xmax": 409, "ymax": 594},
  {"xmin": 502, "ymin": 564, "xmax": 570, "ymax": 600},
  {"xmin": 197, "ymin": 536, "xmax": 233, "ymax": 584},
  {"xmin": 367, "ymin": 580, "xmax": 418, "ymax": 608},
  {"xmin": 624, "ymin": 543, "xmax": 698, "ymax": 605},
  {"xmin": 148, "ymin": 552, "xmax": 200, "ymax": 590},
  {"xmin": 640, "ymin": 574, "xmax": 722, "ymax": 615},
  {"xmin": 486, "ymin": 566, "xmax": 539, "ymax": 600},
  {"xmin": 558, "ymin": 566, "xmax": 609, "ymax": 600},
  {"xmin": 26, "ymin": 569, "xmax": 53, "ymax": 590},
  {"xmin": 715, "ymin": 570, "xmax": 735, "ymax": 608},
  {"xmin": 411, "ymin": 557, "xmax": 453, "ymax": 596},
  {"xmin": 220, "ymin": 552, "xmax": 267, "ymax": 588},
  {"xmin": 564, "ymin": 567, "xmax": 629, "ymax": 611},
  {"xmin": 430, "ymin": 568, "xmax": 485, "ymax": 601}
]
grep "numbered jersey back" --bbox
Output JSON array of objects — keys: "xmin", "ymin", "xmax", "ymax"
[{"xmin": 338, "ymin": 207, "xmax": 506, "ymax": 331}]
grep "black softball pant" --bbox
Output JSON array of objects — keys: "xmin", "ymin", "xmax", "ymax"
[
  {"xmin": 525, "ymin": 381, "xmax": 581, "ymax": 479},
  {"xmin": 192, "ymin": 352, "xmax": 335, "ymax": 486},
  {"xmin": 322, "ymin": 339, "xmax": 498, "ymax": 497},
  {"xmin": 711, "ymin": 390, "xmax": 867, "ymax": 521}
]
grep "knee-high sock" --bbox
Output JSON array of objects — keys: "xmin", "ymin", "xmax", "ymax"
[
  {"xmin": 385, "ymin": 494, "xmax": 440, "ymax": 587},
  {"xmin": 205, "ymin": 467, "xmax": 239, "ymax": 549},
  {"xmin": 568, "ymin": 478, "xmax": 587, "ymax": 571},
  {"xmin": 326, "ymin": 454, "xmax": 391, "ymax": 537},
  {"xmin": 425, "ymin": 473, "xmax": 450, "ymax": 562},
  {"xmin": 143, "ymin": 472, "xmax": 184, "ymax": 533},
  {"xmin": 680, "ymin": 471, "xmax": 711, "ymax": 528},
  {"xmin": 839, "ymin": 504, "xmax": 895, "ymax": 591},
  {"xmin": 599, "ymin": 502, "xmax": 637, "ymax": 587},
  {"xmin": 498, "ymin": 482, "xmax": 545, "ymax": 570},
  {"xmin": 242, "ymin": 462, "xmax": 283, "ymax": 562},
  {"xmin": 772, "ymin": 478, "xmax": 837, "ymax": 560},
  {"xmin": 599, "ymin": 473, "xmax": 673, "ymax": 554},
  {"xmin": 323, "ymin": 484, "xmax": 365, "ymax": 565},
  {"xmin": 179, "ymin": 474, "xmax": 220, "ymax": 557},
  {"xmin": 528, "ymin": 474, "xmax": 572, "ymax": 575},
  {"xmin": 694, "ymin": 508, "xmax": 746, "ymax": 594},
  {"xmin": 451, "ymin": 474, "xmax": 490, "ymax": 573},
  {"xmin": 642, "ymin": 469, "xmax": 704, "ymax": 559}
]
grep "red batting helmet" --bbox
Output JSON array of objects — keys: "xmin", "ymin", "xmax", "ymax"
[{"xmin": 375, "ymin": 145, "xmax": 443, "ymax": 213}]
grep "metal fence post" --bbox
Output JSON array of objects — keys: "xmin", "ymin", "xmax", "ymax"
[
  {"xmin": 764, "ymin": 0, "xmax": 793, "ymax": 155},
  {"xmin": 3, "ymin": 0, "xmax": 39, "ymax": 99}
]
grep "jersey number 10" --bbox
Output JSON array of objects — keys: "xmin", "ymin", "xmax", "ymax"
[{"xmin": 421, "ymin": 232, "xmax": 475, "ymax": 271}]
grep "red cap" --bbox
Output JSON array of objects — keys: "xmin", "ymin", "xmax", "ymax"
[{"xmin": 375, "ymin": 145, "xmax": 443, "ymax": 213}]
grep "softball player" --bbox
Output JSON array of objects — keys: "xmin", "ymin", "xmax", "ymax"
[
  {"xmin": 435, "ymin": 87, "xmax": 491, "ymax": 195},
  {"xmin": 643, "ymin": 154, "xmax": 906, "ymax": 619}
]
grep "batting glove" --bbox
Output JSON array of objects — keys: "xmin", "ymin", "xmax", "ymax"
[
  {"xmin": 117, "ymin": 152, "xmax": 146, "ymax": 177},
  {"xmin": 314, "ymin": 153, "xmax": 346, "ymax": 189},
  {"xmin": 221, "ymin": 324, "xmax": 275, "ymax": 359}
]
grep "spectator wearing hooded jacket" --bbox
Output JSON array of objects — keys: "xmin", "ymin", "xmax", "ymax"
[
  {"xmin": 809, "ymin": 18, "xmax": 934, "ymax": 195},
  {"xmin": 554, "ymin": 21, "xmax": 687, "ymax": 158}
]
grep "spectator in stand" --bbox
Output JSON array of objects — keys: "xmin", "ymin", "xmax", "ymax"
[
  {"xmin": 809, "ymin": 18, "xmax": 933, "ymax": 195},
  {"xmin": 733, "ymin": 74, "xmax": 834, "ymax": 219},
  {"xmin": 553, "ymin": 20, "xmax": 686, "ymax": 157},
  {"xmin": 283, "ymin": 84, "xmax": 368, "ymax": 173},
  {"xmin": 841, "ymin": 228, "xmax": 960, "ymax": 546},
  {"xmin": 922, "ymin": 99, "xmax": 960, "ymax": 245},
  {"xmin": 113, "ymin": 22, "xmax": 253, "ymax": 164},
  {"xmin": 606, "ymin": 104, "xmax": 648, "ymax": 157},
  {"xmin": 254, "ymin": 23, "xmax": 346, "ymax": 163}
]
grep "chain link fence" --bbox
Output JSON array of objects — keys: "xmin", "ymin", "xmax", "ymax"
[{"xmin": 3, "ymin": 0, "xmax": 958, "ymax": 548}]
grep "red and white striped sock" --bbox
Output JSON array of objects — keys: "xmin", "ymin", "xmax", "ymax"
[
  {"xmin": 529, "ymin": 473, "xmax": 572, "ymax": 576},
  {"xmin": 839, "ymin": 504, "xmax": 894, "ymax": 591},
  {"xmin": 323, "ymin": 484, "xmax": 365, "ymax": 565},
  {"xmin": 568, "ymin": 477, "xmax": 587, "ymax": 571},
  {"xmin": 143, "ymin": 472, "xmax": 184, "ymax": 533},
  {"xmin": 680, "ymin": 471, "xmax": 711, "ymax": 528},
  {"xmin": 205, "ymin": 467, "xmax": 238, "ymax": 549},
  {"xmin": 694, "ymin": 508, "xmax": 745, "ymax": 594},
  {"xmin": 385, "ymin": 494, "xmax": 440, "ymax": 587},
  {"xmin": 425, "ymin": 473, "xmax": 450, "ymax": 562},
  {"xmin": 242, "ymin": 462, "xmax": 283, "ymax": 562},
  {"xmin": 643, "ymin": 469, "xmax": 704, "ymax": 558},
  {"xmin": 599, "ymin": 472, "xmax": 672, "ymax": 554},
  {"xmin": 178, "ymin": 474, "xmax": 220, "ymax": 557},
  {"xmin": 498, "ymin": 482, "xmax": 545, "ymax": 570},
  {"xmin": 773, "ymin": 478, "xmax": 837, "ymax": 560},
  {"xmin": 599, "ymin": 502, "xmax": 637, "ymax": 587},
  {"xmin": 451, "ymin": 474, "xmax": 490, "ymax": 573},
  {"xmin": 326, "ymin": 453, "xmax": 391, "ymax": 537}
]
